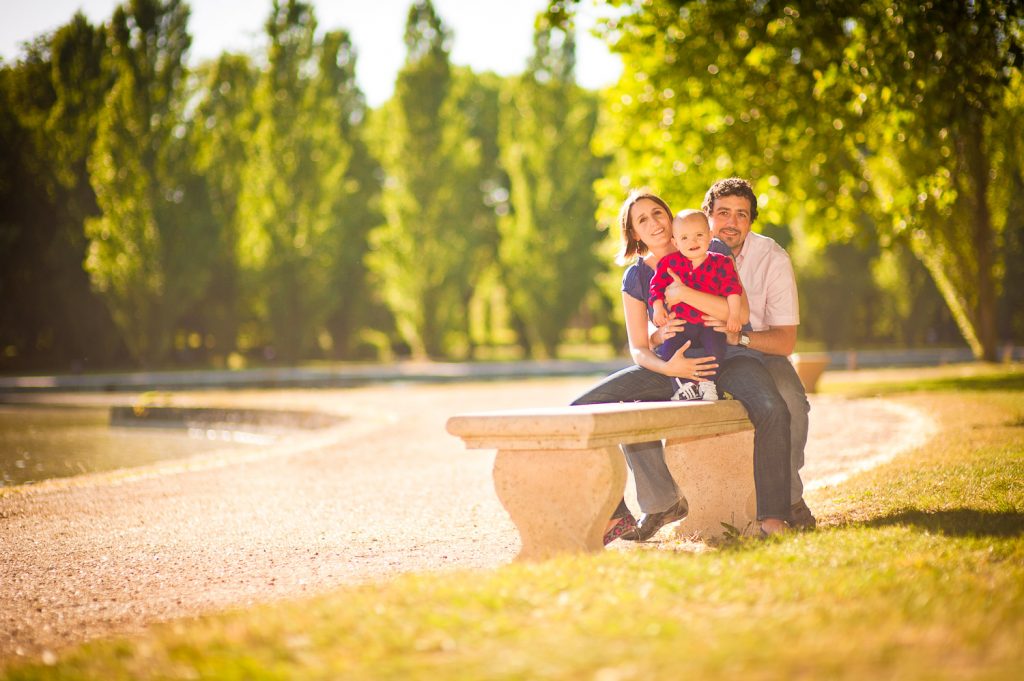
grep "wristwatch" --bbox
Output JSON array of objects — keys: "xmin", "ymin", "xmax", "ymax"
[{"xmin": 738, "ymin": 333, "xmax": 751, "ymax": 347}]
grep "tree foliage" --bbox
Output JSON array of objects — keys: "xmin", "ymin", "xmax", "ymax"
[
  {"xmin": 449, "ymin": 66, "xmax": 508, "ymax": 357},
  {"xmin": 585, "ymin": 0, "xmax": 1024, "ymax": 359},
  {"xmin": 1, "ymin": 35, "xmax": 120, "ymax": 369},
  {"xmin": 498, "ymin": 16, "xmax": 603, "ymax": 358},
  {"xmin": 315, "ymin": 30, "xmax": 383, "ymax": 359},
  {"xmin": 0, "ymin": 17, "xmax": 128, "ymax": 370},
  {"xmin": 9, "ymin": 0, "xmax": 1016, "ymax": 370},
  {"xmin": 84, "ymin": 0, "xmax": 214, "ymax": 365},
  {"xmin": 237, "ymin": 0, "xmax": 368, "ymax": 362},
  {"xmin": 842, "ymin": 1, "xmax": 1024, "ymax": 360},
  {"xmin": 367, "ymin": 0, "xmax": 485, "ymax": 358},
  {"xmin": 188, "ymin": 53, "xmax": 258, "ymax": 359}
]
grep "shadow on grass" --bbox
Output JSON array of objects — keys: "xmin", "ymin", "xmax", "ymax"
[{"xmin": 866, "ymin": 508, "xmax": 1024, "ymax": 538}]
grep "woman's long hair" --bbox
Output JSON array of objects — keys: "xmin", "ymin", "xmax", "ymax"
[{"xmin": 616, "ymin": 189, "xmax": 672, "ymax": 265}]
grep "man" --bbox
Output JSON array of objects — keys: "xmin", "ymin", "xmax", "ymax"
[
  {"xmin": 624, "ymin": 178, "xmax": 809, "ymax": 540},
  {"xmin": 700, "ymin": 177, "xmax": 815, "ymax": 529}
]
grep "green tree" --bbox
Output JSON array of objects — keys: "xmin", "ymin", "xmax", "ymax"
[
  {"xmin": 46, "ymin": 13, "xmax": 112, "ymax": 224},
  {"xmin": 0, "ymin": 49, "xmax": 51, "ymax": 367},
  {"xmin": 450, "ymin": 66, "xmax": 508, "ymax": 357},
  {"xmin": 844, "ymin": 1, "xmax": 1024, "ymax": 360},
  {"xmin": 871, "ymin": 243, "xmax": 962, "ymax": 348},
  {"xmin": 367, "ymin": 0, "xmax": 484, "ymax": 358},
  {"xmin": 498, "ymin": 16, "xmax": 603, "ymax": 358},
  {"xmin": 84, "ymin": 0, "xmax": 214, "ymax": 365},
  {"xmin": 1, "ymin": 19, "xmax": 124, "ymax": 370},
  {"xmin": 237, "ymin": 1, "xmax": 362, "ymax": 363},
  {"xmin": 998, "ymin": 76, "xmax": 1024, "ymax": 347},
  {"xmin": 580, "ymin": 0, "xmax": 1024, "ymax": 359},
  {"xmin": 188, "ymin": 53, "xmax": 258, "ymax": 361},
  {"xmin": 762, "ymin": 220, "xmax": 958, "ymax": 350},
  {"xmin": 315, "ymin": 30, "xmax": 382, "ymax": 360}
]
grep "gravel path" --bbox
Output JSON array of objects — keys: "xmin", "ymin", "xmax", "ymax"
[{"xmin": 0, "ymin": 378, "xmax": 935, "ymax": 665}]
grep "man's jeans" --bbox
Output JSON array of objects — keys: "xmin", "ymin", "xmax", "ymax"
[
  {"xmin": 760, "ymin": 355, "xmax": 810, "ymax": 504},
  {"xmin": 716, "ymin": 355, "xmax": 792, "ymax": 519},
  {"xmin": 571, "ymin": 359, "xmax": 791, "ymax": 520},
  {"xmin": 726, "ymin": 345, "xmax": 810, "ymax": 505}
]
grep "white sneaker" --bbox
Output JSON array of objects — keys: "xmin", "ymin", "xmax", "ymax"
[
  {"xmin": 698, "ymin": 380, "xmax": 718, "ymax": 401},
  {"xmin": 671, "ymin": 379, "xmax": 700, "ymax": 401}
]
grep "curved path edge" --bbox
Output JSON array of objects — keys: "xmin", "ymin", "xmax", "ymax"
[{"xmin": 0, "ymin": 385, "xmax": 936, "ymax": 667}]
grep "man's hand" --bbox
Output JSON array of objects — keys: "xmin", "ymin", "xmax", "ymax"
[
  {"xmin": 703, "ymin": 318, "xmax": 799, "ymax": 355},
  {"xmin": 702, "ymin": 313, "xmax": 741, "ymax": 345}
]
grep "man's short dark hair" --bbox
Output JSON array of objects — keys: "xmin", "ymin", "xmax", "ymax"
[{"xmin": 702, "ymin": 177, "xmax": 758, "ymax": 223}]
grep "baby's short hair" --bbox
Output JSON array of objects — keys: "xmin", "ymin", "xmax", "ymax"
[{"xmin": 674, "ymin": 208, "xmax": 709, "ymax": 225}]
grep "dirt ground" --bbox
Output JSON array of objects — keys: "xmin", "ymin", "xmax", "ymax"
[{"xmin": 0, "ymin": 377, "xmax": 935, "ymax": 666}]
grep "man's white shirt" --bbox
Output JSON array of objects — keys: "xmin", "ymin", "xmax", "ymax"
[{"xmin": 732, "ymin": 231, "xmax": 799, "ymax": 331}]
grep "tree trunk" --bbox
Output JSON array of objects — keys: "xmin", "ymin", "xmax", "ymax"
[
  {"xmin": 965, "ymin": 110, "xmax": 999, "ymax": 362},
  {"xmin": 510, "ymin": 311, "xmax": 533, "ymax": 359},
  {"xmin": 462, "ymin": 289, "xmax": 477, "ymax": 360}
]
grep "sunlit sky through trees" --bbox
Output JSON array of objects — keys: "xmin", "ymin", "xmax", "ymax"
[{"xmin": 0, "ymin": 0, "xmax": 623, "ymax": 107}]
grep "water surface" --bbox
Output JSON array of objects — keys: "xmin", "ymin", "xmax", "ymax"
[{"xmin": 0, "ymin": 405, "xmax": 272, "ymax": 487}]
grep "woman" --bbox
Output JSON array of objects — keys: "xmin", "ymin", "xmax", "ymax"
[{"xmin": 572, "ymin": 189, "xmax": 790, "ymax": 542}]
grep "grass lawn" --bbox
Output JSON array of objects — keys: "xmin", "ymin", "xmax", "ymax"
[{"xmin": 5, "ymin": 367, "xmax": 1024, "ymax": 680}]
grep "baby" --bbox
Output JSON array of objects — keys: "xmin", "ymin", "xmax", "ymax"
[{"xmin": 649, "ymin": 209, "xmax": 743, "ymax": 400}]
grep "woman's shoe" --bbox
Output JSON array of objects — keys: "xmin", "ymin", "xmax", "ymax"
[
  {"xmin": 603, "ymin": 513, "xmax": 639, "ymax": 545},
  {"xmin": 633, "ymin": 497, "xmax": 689, "ymax": 541}
]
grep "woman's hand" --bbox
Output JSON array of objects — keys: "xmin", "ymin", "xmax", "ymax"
[
  {"xmin": 650, "ymin": 311, "xmax": 686, "ymax": 348},
  {"xmin": 663, "ymin": 340, "xmax": 719, "ymax": 381}
]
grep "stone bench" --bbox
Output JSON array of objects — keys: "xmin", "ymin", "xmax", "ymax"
[{"xmin": 446, "ymin": 400, "xmax": 756, "ymax": 561}]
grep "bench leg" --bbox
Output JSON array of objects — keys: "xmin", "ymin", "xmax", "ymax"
[
  {"xmin": 492, "ymin": 446, "xmax": 626, "ymax": 561},
  {"xmin": 664, "ymin": 430, "xmax": 758, "ymax": 539}
]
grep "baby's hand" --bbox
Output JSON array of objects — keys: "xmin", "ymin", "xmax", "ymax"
[
  {"xmin": 653, "ymin": 302, "xmax": 669, "ymax": 327},
  {"xmin": 726, "ymin": 315, "xmax": 742, "ymax": 334}
]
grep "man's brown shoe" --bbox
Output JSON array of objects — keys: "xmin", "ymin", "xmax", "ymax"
[{"xmin": 789, "ymin": 499, "xmax": 816, "ymax": 530}]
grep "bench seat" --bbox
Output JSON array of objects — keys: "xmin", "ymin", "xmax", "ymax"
[{"xmin": 446, "ymin": 400, "xmax": 757, "ymax": 561}]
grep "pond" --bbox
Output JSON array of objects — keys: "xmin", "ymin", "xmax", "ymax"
[{"xmin": 0, "ymin": 405, "xmax": 276, "ymax": 487}]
